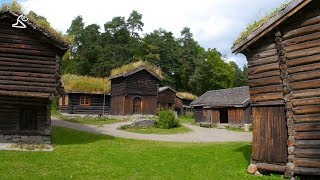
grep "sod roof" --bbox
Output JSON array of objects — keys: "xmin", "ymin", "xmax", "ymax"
[
  {"xmin": 109, "ymin": 61, "xmax": 163, "ymax": 80},
  {"xmin": 0, "ymin": 1, "xmax": 69, "ymax": 51},
  {"xmin": 176, "ymin": 92, "xmax": 198, "ymax": 101},
  {"xmin": 62, "ymin": 74, "xmax": 110, "ymax": 94}
]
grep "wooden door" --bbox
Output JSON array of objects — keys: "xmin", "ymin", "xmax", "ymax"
[
  {"xmin": 133, "ymin": 97, "xmax": 142, "ymax": 114},
  {"xmin": 20, "ymin": 109, "xmax": 37, "ymax": 130},
  {"xmin": 252, "ymin": 106, "xmax": 287, "ymax": 163}
]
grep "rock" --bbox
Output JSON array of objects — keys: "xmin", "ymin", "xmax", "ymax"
[
  {"xmin": 254, "ymin": 171, "xmax": 262, "ymax": 176},
  {"xmin": 247, "ymin": 164, "xmax": 257, "ymax": 174},
  {"xmin": 21, "ymin": 136, "xmax": 28, "ymax": 141},
  {"xmin": 131, "ymin": 120, "xmax": 157, "ymax": 128}
]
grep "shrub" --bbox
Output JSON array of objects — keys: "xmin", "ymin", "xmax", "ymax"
[{"xmin": 157, "ymin": 109, "xmax": 179, "ymax": 129}]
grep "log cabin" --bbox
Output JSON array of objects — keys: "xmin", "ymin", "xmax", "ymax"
[
  {"xmin": 231, "ymin": 0, "xmax": 320, "ymax": 177},
  {"xmin": 175, "ymin": 92, "xmax": 197, "ymax": 116},
  {"xmin": 0, "ymin": 11, "xmax": 69, "ymax": 144},
  {"xmin": 158, "ymin": 86, "xmax": 176, "ymax": 110},
  {"xmin": 109, "ymin": 61, "xmax": 162, "ymax": 115},
  {"xmin": 58, "ymin": 74, "xmax": 110, "ymax": 115},
  {"xmin": 190, "ymin": 86, "xmax": 250, "ymax": 126}
]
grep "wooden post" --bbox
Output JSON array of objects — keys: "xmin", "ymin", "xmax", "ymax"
[{"xmin": 275, "ymin": 29, "xmax": 294, "ymax": 178}]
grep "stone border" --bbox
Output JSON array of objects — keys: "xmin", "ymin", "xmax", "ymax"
[
  {"xmin": 0, "ymin": 134, "xmax": 51, "ymax": 144},
  {"xmin": 0, "ymin": 143, "xmax": 53, "ymax": 151}
]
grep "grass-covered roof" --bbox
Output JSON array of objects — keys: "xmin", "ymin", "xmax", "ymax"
[
  {"xmin": 233, "ymin": 1, "xmax": 292, "ymax": 46},
  {"xmin": 62, "ymin": 74, "xmax": 110, "ymax": 94},
  {"xmin": 109, "ymin": 61, "xmax": 163, "ymax": 80},
  {"xmin": 176, "ymin": 92, "xmax": 197, "ymax": 101},
  {"xmin": 0, "ymin": 1, "xmax": 69, "ymax": 47}
]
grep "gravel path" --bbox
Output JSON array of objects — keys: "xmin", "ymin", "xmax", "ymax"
[{"xmin": 52, "ymin": 118, "xmax": 252, "ymax": 143}]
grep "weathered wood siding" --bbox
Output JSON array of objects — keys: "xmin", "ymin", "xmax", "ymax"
[
  {"xmin": 204, "ymin": 108, "xmax": 220, "ymax": 123},
  {"xmin": 110, "ymin": 95, "xmax": 125, "ymax": 115},
  {"xmin": 194, "ymin": 106, "xmax": 203, "ymax": 122},
  {"xmin": 124, "ymin": 95, "xmax": 157, "ymax": 115},
  {"xmin": 0, "ymin": 95, "xmax": 49, "ymax": 135},
  {"xmin": 203, "ymin": 107, "xmax": 250, "ymax": 125},
  {"xmin": 158, "ymin": 89, "xmax": 176, "ymax": 109},
  {"xmin": 0, "ymin": 15, "xmax": 62, "ymax": 99},
  {"xmin": 63, "ymin": 93, "xmax": 110, "ymax": 115},
  {"xmin": 279, "ymin": 1, "xmax": 320, "ymax": 174},
  {"xmin": 111, "ymin": 77, "xmax": 125, "ymax": 96}
]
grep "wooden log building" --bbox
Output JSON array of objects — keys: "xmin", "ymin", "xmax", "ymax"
[
  {"xmin": 0, "ymin": 11, "xmax": 69, "ymax": 144},
  {"xmin": 232, "ymin": 0, "xmax": 320, "ymax": 176},
  {"xmin": 190, "ymin": 86, "xmax": 250, "ymax": 126},
  {"xmin": 58, "ymin": 75, "xmax": 110, "ymax": 115},
  {"xmin": 158, "ymin": 86, "xmax": 176, "ymax": 110},
  {"xmin": 109, "ymin": 61, "xmax": 162, "ymax": 115},
  {"xmin": 175, "ymin": 92, "xmax": 197, "ymax": 116}
]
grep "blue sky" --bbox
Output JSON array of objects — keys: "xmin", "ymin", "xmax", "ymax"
[{"xmin": 1, "ymin": 0, "xmax": 288, "ymax": 68}]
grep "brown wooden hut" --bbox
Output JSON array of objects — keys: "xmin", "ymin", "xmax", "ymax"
[
  {"xmin": 175, "ymin": 92, "xmax": 197, "ymax": 116},
  {"xmin": 109, "ymin": 62, "xmax": 162, "ymax": 115},
  {"xmin": 58, "ymin": 75, "xmax": 111, "ymax": 115},
  {"xmin": 231, "ymin": 0, "xmax": 320, "ymax": 177},
  {"xmin": 0, "ymin": 11, "xmax": 69, "ymax": 144},
  {"xmin": 158, "ymin": 86, "xmax": 176, "ymax": 110},
  {"xmin": 190, "ymin": 86, "xmax": 250, "ymax": 126}
]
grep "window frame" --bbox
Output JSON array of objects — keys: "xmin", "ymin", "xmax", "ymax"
[{"xmin": 79, "ymin": 96, "xmax": 90, "ymax": 106}]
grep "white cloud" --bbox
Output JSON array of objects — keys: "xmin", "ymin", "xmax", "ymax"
[{"xmin": 19, "ymin": 0, "xmax": 287, "ymax": 67}]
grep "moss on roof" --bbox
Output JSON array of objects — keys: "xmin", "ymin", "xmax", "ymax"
[
  {"xmin": 0, "ymin": 1, "xmax": 69, "ymax": 46},
  {"xmin": 176, "ymin": 92, "xmax": 197, "ymax": 101},
  {"xmin": 109, "ymin": 61, "xmax": 163, "ymax": 79},
  {"xmin": 233, "ymin": 1, "xmax": 292, "ymax": 46},
  {"xmin": 62, "ymin": 74, "xmax": 110, "ymax": 94}
]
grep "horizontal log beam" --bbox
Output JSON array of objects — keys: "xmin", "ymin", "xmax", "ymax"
[
  {"xmin": 283, "ymin": 32, "xmax": 320, "ymax": 47},
  {"xmin": 293, "ymin": 105, "xmax": 320, "ymax": 115},
  {"xmin": 294, "ymin": 123, "xmax": 320, "ymax": 132},
  {"xmin": 248, "ymin": 70, "xmax": 280, "ymax": 79},
  {"xmin": 0, "ymin": 75, "xmax": 55, "ymax": 84},
  {"xmin": 0, "ymin": 90, "xmax": 50, "ymax": 99},
  {"xmin": 295, "ymin": 131, "xmax": 320, "ymax": 140},
  {"xmin": 294, "ymin": 113, "xmax": 320, "ymax": 123},
  {"xmin": 251, "ymin": 93, "xmax": 283, "ymax": 103},
  {"xmin": 249, "ymin": 63, "xmax": 279, "ymax": 75},
  {"xmin": 291, "ymin": 79, "xmax": 320, "ymax": 90},
  {"xmin": 287, "ymin": 62, "xmax": 320, "ymax": 74},
  {"xmin": 287, "ymin": 54, "xmax": 320, "ymax": 67},
  {"xmin": 294, "ymin": 167, "xmax": 320, "ymax": 175},
  {"xmin": 285, "ymin": 38, "xmax": 320, "ymax": 52},
  {"xmin": 256, "ymin": 163, "xmax": 285, "ymax": 172},
  {"xmin": 250, "ymin": 84, "xmax": 283, "ymax": 95},
  {"xmin": 249, "ymin": 76, "xmax": 282, "ymax": 87},
  {"xmin": 0, "ymin": 71, "xmax": 54, "ymax": 79},
  {"xmin": 248, "ymin": 55, "xmax": 278, "ymax": 67},
  {"xmin": 295, "ymin": 140, "xmax": 320, "ymax": 149},
  {"xmin": 292, "ymin": 88, "xmax": 320, "ymax": 99},
  {"xmin": 286, "ymin": 46, "xmax": 320, "ymax": 59},
  {"xmin": 294, "ymin": 149, "xmax": 320, "ymax": 158},
  {"xmin": 293, "ymin": 158, "xmax": 320, "ymax": 168},
  {"xmin": 288, "ymin": 69, "xmax": 320, "ymax": 82},
  {"xmin": 283, "ymin": 22, "xmax": 320, "ymax": 40}
]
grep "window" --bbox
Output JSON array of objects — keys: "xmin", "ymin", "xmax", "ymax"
[
  {"xmin": 64, "ymin": 95, "xmax": 69, "ymax": 105},
  {"xmin": 138, "ymin": 79, "xmax": 146, "ymax": 87},
  {"xmin": 58, "ymin": 97, "xmax": 63, "ymax": 106},
  {"xmin": 80, "ymin": 96, "xmax": 90, "ymax": 106}
]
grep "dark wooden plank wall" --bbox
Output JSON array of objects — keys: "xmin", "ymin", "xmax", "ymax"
[
  {"xmin": 111, "ymin": 77, "xmax": 125, "ymax": 96},
  {"xmin": 0, "ymin": 95, "xmax": 48, "ymax": 135},
  {"xmin": 125, "ymin": 70, "xmax": 159, "ymax": 96},
  {"xmin": 68, "ymin": 94, "xmax": 110, "ymax": 115},
  {"xmin": 158, "ymin": 89, "xmax": 176, "ymax": 109},
  {"xmin": 204, "ymin": 108, "xmax": 220, "ymax": 124},
  {"xmin": 110, "ymin": 95, "xmax": 124, "ymax": 115},
  {"xmin": 194, "ymin": 106, "xmax": 203, "ymax": 122},
  {"xmin": 252, "ymin": 106, "xmax": 287, "ymax": 164},
  {"xmin": 124, "ymin": 95, "xmax": 157, "ymax": 115},
  {"xmin": 279, "ymin": 1, "xmax": 320, "ymax": 173},
  {"xmin": 0, "ymin": 17, "xmax": 61, "ymax": 98}
]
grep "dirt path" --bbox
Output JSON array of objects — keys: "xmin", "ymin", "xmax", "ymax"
[{"xmin": 52, "ymin": 118, "xmax": 252, "ymax": 143}]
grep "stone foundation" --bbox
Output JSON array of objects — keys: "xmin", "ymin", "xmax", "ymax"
[{"xmin": 0, "ymin": 134, "xmax": 51, "ymax": 144}]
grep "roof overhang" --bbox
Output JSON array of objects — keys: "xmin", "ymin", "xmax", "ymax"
[{"xmin": 231, "ymin": 0, "xmax": 311, "ymax": 54}]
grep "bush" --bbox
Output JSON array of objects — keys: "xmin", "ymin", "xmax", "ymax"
[{"xmin": 157, "ymin": 110, "xmax": 179, "ymax": 129}]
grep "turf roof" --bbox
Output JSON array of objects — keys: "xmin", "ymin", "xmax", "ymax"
[
  {"xmin": 176, "ymin": 92, "xmax": 197, "ymax": 101},
  {"xmin": 62, "ymin": 74, "xmax": 110, "ymax": 94},
  {"xmin": 109, "ymin": 61, "xmax": 163, "ymax": 80},
  {"xmin": 233, "ymin": 1, "xmax": 292, "ymax": 46},
  {"xmin": 0, "ymin": 1, "xmax": 69, "ymax": 48}
]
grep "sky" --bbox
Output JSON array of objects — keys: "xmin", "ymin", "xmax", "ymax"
[{"xmin": 2, "ymin": 0, "xmax": 288, "ymax": 68}]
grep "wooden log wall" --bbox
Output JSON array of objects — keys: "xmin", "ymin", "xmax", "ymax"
[
  {"xmin": 0, "ymin": 95, "xmax": 48, "ymax": 135},
  {"xmin": 68, "ymin": 94, "xmax": 110, "ymax": 115},
  {"xmin": 125, "ymin": 70, "xmax": 159, "ymax": 96},
  {"xmin": 0, "ymin": 18, "xmax": 62, "ymax": 99},
  {"xmin": 193, "ymin": 106, "xmax": 203, "ymax": 123},
  {"xmin": 279, "ymin": 3, "xmax": 320, "ymax": 176},
  {"xmin": 110, "ymin": 95, "xmax": 125, "ymax": 115},
  {"xmin": 158, "ymin": 89, "xmax": 176, "ymax": 109}
]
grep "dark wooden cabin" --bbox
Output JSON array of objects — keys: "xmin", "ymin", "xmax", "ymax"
[
  {"xmin": 231, "ymin": 0, "xmax": 320, "ymax": 177},
  {"xmin": 158, "ymin": 86, "xmax": 176, "ymax": 110},
  {"xmin": 175, "ymin": 92, "xmax": 197, "ymax": 116},
  {"xmin": 0, "ymin": 11, "xmax": 69, "ymax": 144},
  {"xmin": 110, "ymin": 67, "xmax": 161, "ymax": 115},
  {"xmin": 190, "ymin": 86, "xmax": 250, "ymax": 126},
  {"xmin": 58, "ymin": 75, "xmax": 110, "ymax": 115}
]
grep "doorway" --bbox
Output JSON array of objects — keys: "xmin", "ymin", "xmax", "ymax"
[
  {"xmin": 133, "ymin": 97, "xmax": 142, "ymax": 114},
  {"xmin": 219, "ymin": 108, "xmax": 228, "ymax": 123}
]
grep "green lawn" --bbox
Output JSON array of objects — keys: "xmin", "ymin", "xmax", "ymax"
[
  {"xmin": 0, "ymin": 127, "xmax": 281, "ymax": 179},
  {"xmin": 121, "ymin": 125, "xmax": 192, "ymax": 134},
  {"xmin": 177, "ymin": 116, "xmax": 197, "ymax": 125},
  {"xmin": 53, "ymin": 113, "xmax": 123, "ymax": 125}
]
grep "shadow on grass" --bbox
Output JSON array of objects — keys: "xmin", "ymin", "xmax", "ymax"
[
  {"xmin": 233, "ymin": 144, "xmax": 252, "ymax": 164},
  {"xmin": 52, "ymin": 126, "xmax": 115, "ymax": 145}
]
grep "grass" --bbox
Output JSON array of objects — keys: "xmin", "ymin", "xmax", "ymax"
[
  {"xmin": 121, "ymin": 125, "xmax": 192, "ymax": 134},
  {"xmin": 176, "ymin": 92, "xmax": 197, "ymax": 100},
  {"xmin": 109, "ymin": 61, "xmax": 163, "ymax": 79},
  {"xmin": 233, "ymin": 0, "xmax": 292, "ymax": 46},
  {"xmin": 62, "ymin": 74, "xmax": 111, "ymax": 94},
  {"xmin": 177, "ymin": 116, "xmax": 198, "ymax": 125},
  {"xmin": 62, "ymin": 117, "xmax": 123, "ymax": 125},
  {"xmin": 0, "ymin": 126, "xmax": 281, "ymax": 179}
]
